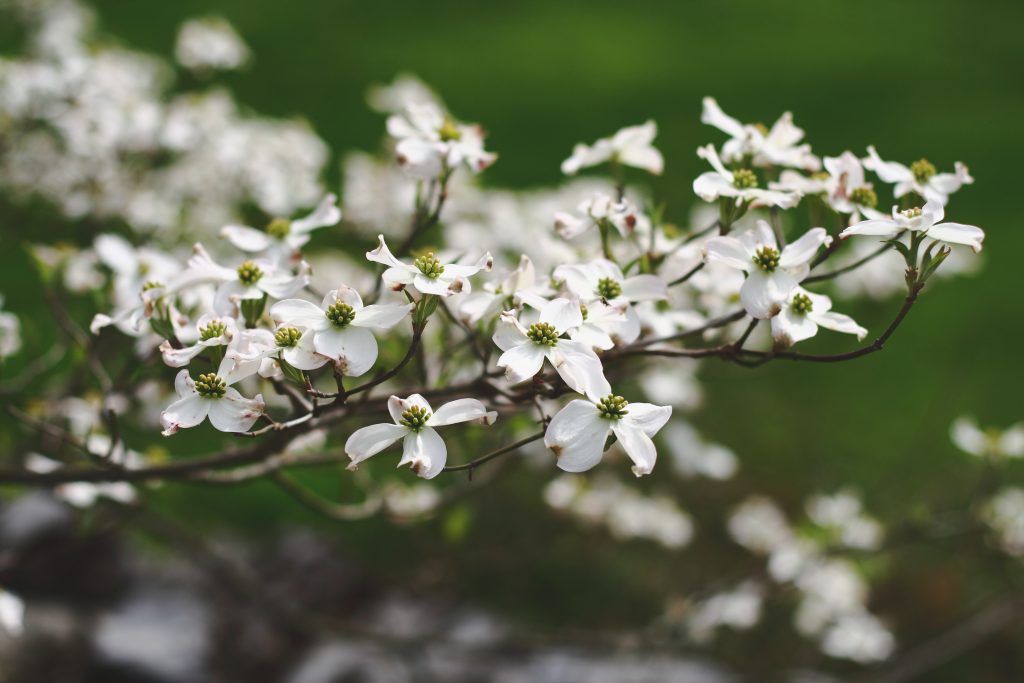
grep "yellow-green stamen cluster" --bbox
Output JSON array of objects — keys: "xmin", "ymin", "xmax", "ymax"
[
  {"xmin": 753, "ymin": 245, "xmax": 781, "ymax": 272},
  {"xmin": 413, "ymin": 252, "xmax": 445, "ymax": 279},
  {"xmin": 596, "ymin": 277, "xmax": 622, "ymax": 300},
  {"xmin": 195, "ymin": 373, "xmax": 226, "ymax": 398},
  {"xmin": 527, "ymin": 322, "xmax": 560, "ymax": 347},
  {"xmin": 438, "ymin": 118, "xmax": 462, "ymax": 142},
  {"xmin": 237, "ymin": 260, "xmax": 264, "ymax": 285},
  {"xmin": 267, "ymin": 217, "xmax": 291, "ymax": 239},
  {"xmin": 142, "ymin": 280, "xmax": 164, "ymax": 292},
  {"xmin": 910, "ymin": 158, "xmax": 936, "ymax": 184},
  {"xmin": 326, "ymin": 302, "xmax": 356, "ymax": 328},
  {"xmin": 902, "ymin": 207, "xmax": 923, "ymax": 219},
  {"xmin": 732, "ymin": 168, "xmax": 758, "ymax": 189},
  {"xmin": 199, "ymin": 320, "xmax": 227, "ymax": 341},
  {"xmin": 400, "ymin": 405, "xmax": 431, "ymax": 432},
  {"xmin": 791, "ymin": 293, "xmax": 813, "ymax": 315},
  {"xmin": 275, "ymin": 326, "xmax": 303, "ymax": 348},
  {"xmin": 597, "ymin": 394, "xmax": 629, "ymax": 420},
  {"xmin": 849, "ymin": 186, "xmax": 878, "ymax": 209},
  {"xmin": 580, "ymin": 303, "xmax": 589, "ymax": 321}
]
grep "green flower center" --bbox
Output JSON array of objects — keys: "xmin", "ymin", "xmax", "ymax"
[
  {"xmin": 902, "ymin": 207, "xmax": 923, "ymax": 219},
  {"xmin": 400, "ymin": 405, "xmax": 432, "ymax": 432},
  {"xmin": 414, "ymin": 252, "xmax": 445, "ymax": 279},
  {"xmin": 849, "ymin": 186, "xmax": 877, "ymax": 209},
  {"xmin": 199, "ymin": 320, "xmax": 227, "ymax": 341},
  {"xmin": 580, "ymin": 303, "xmax": 589, "ymax": 321},
  {"xmin": 195, "ymin": 373, "xmax": 226, "ymax": 398},
  {"xmin": 275, "ymin": 326, "xmax": 303, "ymax": 348},
  {"xmin": 596, "ymin": 277, "xmax": 622, "ymax": 300},
  {"xmin": 267, "ymin": 217, "xmax": 291, "ymax": 239},
  {"xmin": 527, "ymin": 322, "xmax": 560, "ymax": 347},
  {"xmin": 326, "ymin": 302, "xmax": 356, "ymax": 328},
  {"xmin": 597, "ymin": 394, "xmax": 629, "ymax": 420},
  {"xmin": 791, "ymin": 293, "xmax": 813, "ymax": 315},
  {"xmin": 438, "ymin": 118, "xmax": 462, "ymax": 142},
  {"xmin": 732, "ymin": 168, "xmax": 758, "ymax": 189},
  {"xmin": 141, "ymin": 280, "xmax": 164, "ymax": 292},
  {"xmin": 752, "ymin": 246, "xmax": 781, "ymax": 272},
  {"xmin": 910, "ymin": 158, "xmax": 936, "ymax": 184},
  {"xmin": 237, "ymin": 260, "xmax": 264, "ymax": 285}
]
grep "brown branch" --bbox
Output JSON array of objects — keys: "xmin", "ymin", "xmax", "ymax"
[{"xmin": 442, "ymin": 430, "xmax": 545, "ymax": 474}]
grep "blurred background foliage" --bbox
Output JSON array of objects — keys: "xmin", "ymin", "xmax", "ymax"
[{"xmin": 1, "ymin": 1, "xmax": 1023, "ymax": 680}]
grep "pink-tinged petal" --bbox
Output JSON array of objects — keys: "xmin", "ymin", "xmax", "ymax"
[
  {"xmin": 345, "ymin": 422, "xmax": 408, "ymax": 467},
  {"xmin": 313, "ymin": 326, "xmax": 378, "ymax": 377},
  {"xmin": 704, "ymin": 236, "xmax": 752, "ymax": 271},
  {"xmin": 353, "ymin": 302, "xmax": 413, "ymax": 329},
  {"xmin": 428, "ymin": 398, "xmax": 497, "ymax": 427},
  {"xmin": 160, "ymin": 394, "xmax": 211, "ymax": 436},
  {"xmin": 540, "ymin": 297, "xmax": 583, "ymax": 333},
  {"xmin": 545, "ymin": 400, "xmax": 608, "ymax": 473},
  {"xmin": 174, "ymin": 369, "xmax": 196, "ymax": 398},
  {"xmin": 780, "ymin": 227, "xmax": 829, "ymax": 269},
  {"xmin": 497, "ymin": 343, "xmax": 546, "ymax": 384},
  {"xmin": 207, "ymin": 389, "xmax": 264, "ymax": 433},
  {"xmin": 926, "ymin": 222, "xmax": 985, "ymax": 253},
  {"xmin": 740, "ymin": 270, "xmax": 795, "ymax": 319},
  {"xmin": 399, "ymin": 427, "xmax": 447, "ymax": 479},
  {"xmin": 811, "ymin": 311, "xmax": 867, "ymax": 340},
  {"xmin": 290, "ymin": 193, "xmax": 342, "ymax": 234},
  {"xmin": 610, "ymin": 421, "xmax": 658, "ymax": 476},
  {"xmin": 270, "ymin": 298, "xmax": 326, "ymax": 327},
  {"xmin": 621, "ymin": 274, "xmax": 667, "ymax": 302},
  {"xmin": 221, "ymin": 225, "xmax": 272, "ymax": 253}
]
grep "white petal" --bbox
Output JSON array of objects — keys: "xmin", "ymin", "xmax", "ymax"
[
  {"xmin": 693, "ymin": 172, "xmax": 736, "ymax": 202},
  {"xmin": 927, "ymin": 222, "xmax": 985, "ymax": 253},
  {"xmin": 771, "ymin": 309, "xmax": 819, "ymax": 345},
  {"xmin": 413, "ymin": 274, "xmax": 454, "ymax": 296},
  {"xmin": 291, "ymin": 193, "xmax": 342, "ymax": 234},
  {"xmin": 493, "ymin": 311, "xmax": 529, "ymax": 351},
  {"xmin": 839, "ymin": 219, "xmax": 900, "ymax": 239},
  {"xmin": 740, "ymin": 270, "xmax": 795, "ymax": 319},
  {"xmin": 221, "ymin": 225, "xmax": 272, "ymax": 252},
  {"xmin": 545, "ymin": 400, "xmax": 608, "ymax": 473},
  {"xmin": 780, "ymin": 228, "xmax": 829, "ymax": 269},
  {"xmin": 259, "ymin": 267, "xmax": 310, "ymax": 299},
  {"xmin": 812, "ymin": 311, "xmax": 868, "ymax": 340},
  {"xmin": 313, "ymin": 326, "xmax": 378, "ymax": 377},
  {"xmin": 345, "ymin": 422, "xmax": 408, "ymax": 466},
  {"xmin": 621, "ymin": 274, "xmax": 667, "ymax": 302},
  {"xmin": 540, "ymin": 297, "xmax": 583, "ymax": 333},
  {"xmin": 549, "ymin": 345, "xmax": 610, "ymax": 399},
  {"xmin": 160, "ymin": 340, "xmax": 207, "ymax": 367},
  {"xmin": 704, "ymin": 236, "xmax": 752, "ymax": 271},
  {"xmin": 0, "ymin": 591, "xmax": 25, "ymax": 637},
  {"xmin": 611, "ymin": 420, "xmax": 659, "ymax": 476},
  {"xmin": 160, "ymin": 393, "xmax": 211, "ymax": 436},
  {"xmin": 617, "ymin": 141, "xmax": 663, "ymax": 175},
  {"xmin": 400, "ymin": 427, "xmax": 447, "ymax": 479},
  {"xmin": 428, "ymin": 398, "xmax": 497, "ymax": 427},
  {"xmin": 281, "ymin": 331, "xmax": 327, "ymax": 370},
  {"xmin": 701, "ymin": 97, "xmax": 746, "ymax": 138},
  {"xmin": 366, "ymin": 234, "xmax": 409, "ymax": 269},
  {"xmin": 497, "ymin": 343, "xmax": 546, "ymax": 384},
  {"xmin": 388, "ymin": 393, "xmax": 434, "ymax": 423},
  {"xmin": 863, "ymin": 146, "xmax": 912, "ymax": 184},
  {"xmin": 622, "ymin": 403, "xmax": 673, "ymax": 438},
  {"xmin": 950, "ymin": 417, "xmax": 987, "ymax": 457},
  {"xmin": 353, "ymin": 302, "xmax": 413, "ymax": 329},
  {"xmin": 207, "ymin": 389, "xmax": 265, "ymax": 433},
  {"xmin": 270, "ymin": 298, "xmax": 326, "ymax": 327}
]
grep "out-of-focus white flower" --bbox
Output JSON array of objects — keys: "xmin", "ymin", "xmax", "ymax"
[
  {"xmin": 771, "ymin": 286, "xmax": 867, "ymax": 346},
  {"xmin": 950, "ymin": 417, "xmax": 1024, "ymax": 460},
  {"xmin": 693, "ymin": 144, "xmax": 801, "ymax": 209},
  {"xmin": 773, "ymin": 152, "xmax": 884, "ymax": 221},
  {"xmin": 806, "ymin": 490, "xmax": 883, "ymax": 551},
  {"xmin": 701, "ymin": 97, "xmax": 821, "ymax": 171},
  {"xmin": 705, "ymin": 221, "xmax": 829, "ymax": 318},
  {"xmin": 544, "ymin": 392, "xmax": 671, "ymax": 476},
  {"xmin": 840, "ymin": 201, "xmax": 985, "ymax": 253},
  {"xmin": 175, "ymin": 17, "xmax": 250, "ymax": 72},
  {"xmin": 456, "ymin": 255, "xmax": 551, "ymax": 325},
  {"xmin": 0, "ymin": 589, "xmax": 24, "ymax": 637},
  {"xmin": 554, "ymin": 193, "xmax": 650, "ymax": 240},
  {"xmin": 384, "ymin": 482, "xmax": 442, "ymax": 517},
  {"xmin": 980, "ymin": 487, "xmax": 1024, "ymax": 557},
  {"xmin": 686, "ymin": 581, "xmax": 764, "ymax": 643},
  {"xmin": 0, "ymin": 294, "xmax": 21, "ymax": 359},
  {"xmin": 386, "ymin": 101, "xmax": 496, "ymax": 179},
  {"xmin": 269, "ymin": 286, "xmax": 412, "ymax": 375},
  {"xmin": 367, "ymin": 235, "xmax": 492, "ymax": 297},
  {"xmin": 863, "ymin": 145, "xmax": 973, "ymax": 206},
  {"xmin": 367, "ymin": 73, "xmax": 440, "ymax": 114},
  {"xmin": 561, "ymin": 121, "xmax": 663, "ymax": 176},
  {"xmin": 493, "ymin": 299, "xmax": 609, "ymax": 397},
  {"xmin": 820, "ymin": 611, "xmax": 895, "ymax": 663},
  {"xmin": 25, "ymin": 453, "xmax": 138, "ymax": 507},
  {"xmin": 345, "ymin": 394, "xmax": 496, "ymax": 479},
  {"xmin": 728, "ymin": 496, "xmax": 794, "ymax": 554},
  {"xmin": 220, "ymin": 193, "xmax": 341, "ymax": 265},
  {"xmin": 664, "ymin": 421, "xmax": 738, "ymax": 480},
  {"xmin": 160, "ymin": 354, "xmax": 265, "ymax": 435}
]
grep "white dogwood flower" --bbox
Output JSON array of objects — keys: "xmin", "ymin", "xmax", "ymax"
[
  {"xmin": 0, "ymin": 294, "xmax": 21, "ymax": 359},
  {"xmin": 771, "ymin": 287, "xmax": 867, "ymax": 346},
  {"xmin": 701, "ymin": 97, "xmax": 821, "ymax": 170},
  {"xmin": 345, "ymin": 394, "xmax": 497, "ymax": 479},
  {"xmin": 863, "ymin": 146, "xmax": 973, "ymax": 205},
  {"xmin": 456, "ymin": 255, "xmax": 552, "ymax": 325},
  {"xmin": 220, "ymin": 193, "xmax": 341, "ymax": 264},
  {"xmin": 159, "ymin": 314, "xmax": 239, "ymax": 367},
  {"xmin": 270, "ymin": 285, "xmax": 412, "ymax": 375},
  {"xmin": 840, "ymin": 201, "xmax": 985, "ymax": 253},
  {"xmin": 366, "ymin": 235, "xmax": 492, "ymax": 296},
  {"xmin": 704, "ymin": 221, "xmax": 830, "ymax": 318},
  {"xmin": 554, "ymin": 193, "xmax": 650, "ymax": 240},
  {"xmin": 693, "ymin": 144, "xmax": 801, "ymax": 209},
  {"xmin": 493, "ymin": 298, "xmax": 610, "ymax": 397},
  {"xmin": 561, "ymin": 121, "xmax": 663, "ymax": 175},
  {"xmin": 387, "ymin": 102, "xmax": 496, "ymax": 179},
  {"xmin": 0, "ymin": 589, "xmax": 24, "ymax": 637},
  {"xmin": 160, "ymin": 354, "xmax": 266, "ymax": 436},
  {"xmin": 544, "ymin": 392, "xmax": 672, "ymax": 476},
  {"xmin": 951, "ymin": 417, "xmax": 1024, "ymax": 460}
]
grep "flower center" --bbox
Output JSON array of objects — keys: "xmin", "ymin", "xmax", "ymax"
[
  {"xmin": 597, "ymin": 394, "xmax": 629, "ymax": 420},
  {"xmin": 752, "ymin": 246, "xmax": 781, "ymax": 272},
  {"xmin": 438, "ymin": 118, "xmax": 462, "ymax": 142},
  {"xmin": 596, "ymin": 277, "xmax": 622, "ymax": 300},
  {"xmin": 275, "ymin": 326, "xmax": 303, "ymax": 348},
  {"xmin": 325, "ymin": 302, "xmax": 356, "ymax": 328},
  {"xmin": 849, "ymin": 186, "xmax": 877, "ymax": 209},
  {"xmin": 910, "ymin": 158, "xmax": 936, "ymax": 184},
  {"xmin": 237, "ymin": 260, "xmax": 264, "ymax": 285},
  {"xmin": 267, "ymin": 217, "xmax": 291, "ymax": 239},
  {"xmin": 141, "ymin": 280, "xmax": 164, "ymax": 292},
  {"xmin": 580, "ymin": 303, "xmax": 589, "ymax": 321},
  {"xmin": 195, "ymin": 373, "xmax": 226, "ymax": 398},
  {"xmin": 527, "ymin": 322, "xmax": 559, "ymax": 347},
  {"xmin": 413, "ymin": 252, "xmax": 445, "ymax": 279},
  {"xmin": 732, "ymin": 168, "xmax": 758, "ymax": 189},
  {"xmin": 790, "ymin": 293, "xmax": 813, "ymax": 315},
  {"xmin": 199, "ymin": 320, "xmax": 227, "ymax": 341},
  {"xmin": 902, "ymin": 207, "xmax": 923, "ymax": 219},
  {"xmin": 400, "ymin": 405, "xmax": 431, "ymax": 432}
]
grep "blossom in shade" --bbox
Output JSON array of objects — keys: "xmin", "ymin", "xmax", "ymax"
[
  {"xmin": 366, "ymin": 235, "xmax": 492, "ymax": 296},
  {"xmin": 160, "ymin": 354, "xmax": 265, "ymax": 436},
  {"xmin": 220, "ymin": 193, "xmax": 341, "ymax": 264},
  {"xmin": 863, "ymin": 145, "xmax": 973, "ymax": 205},
  {"xmin": 693, "ymin": 144, "xmax": 801, "ymax": 209},
  {"xmin": 770, "ymin": 286, "xmax": 867, "ymax": 346},
  {"xmin": 386, "ymin": 102, "xmax": 496, "ymax": 179},
  {"xmin": 561, "ymin": 121, "xmax": 663, "ymax": 175}
]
